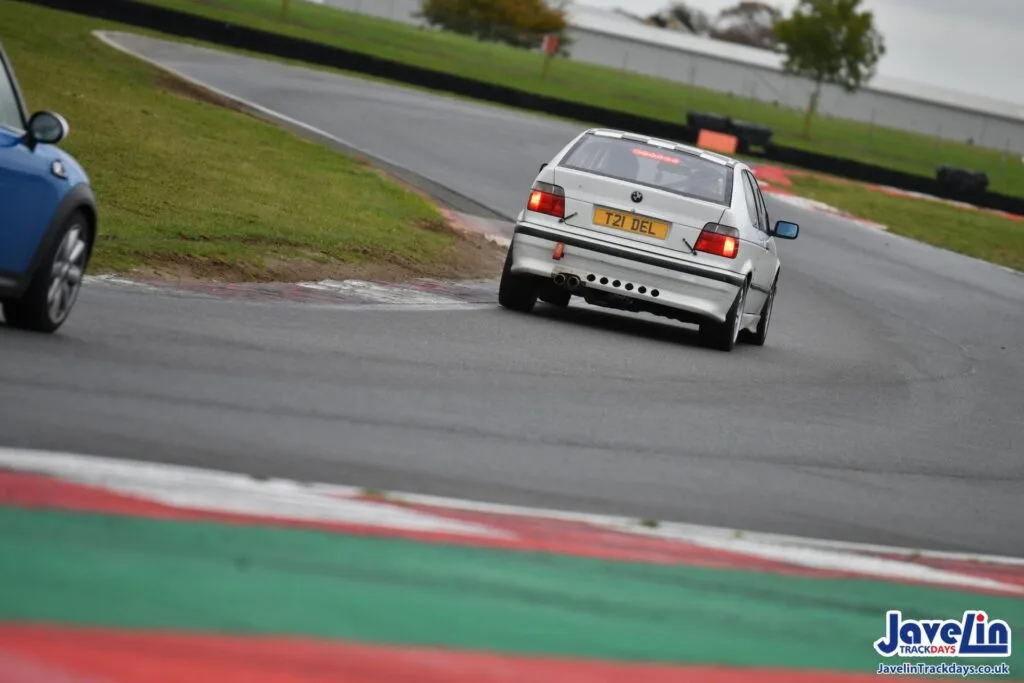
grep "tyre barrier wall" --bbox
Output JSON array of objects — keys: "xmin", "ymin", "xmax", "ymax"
[
  {"xmin": 20, "ymin": 0, "xmax": 1024, "ymax": 217},
  {"xmin": 937, "ymin": 166, "xmax": 990, "ymax": 195},
  {"xmin": 686, "ymin": 112, "xmax": 774, "ymax": 152}
]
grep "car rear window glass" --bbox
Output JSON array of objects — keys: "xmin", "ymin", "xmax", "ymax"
[{"xmin": 560, "ymin": 134, "xmax": 732, "ymax": 205}]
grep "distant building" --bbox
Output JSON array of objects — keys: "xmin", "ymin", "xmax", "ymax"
[
  {"xmin": 307, "ymin": 0, "xmax": 1024, "ymax": 156},
  {"xmin": 564, "ymin": 4, "xmax": 1024, "ymax": 155},
  {"xmin": 611, "ymin": 8, "xmax": 648, "ymax": 25}
]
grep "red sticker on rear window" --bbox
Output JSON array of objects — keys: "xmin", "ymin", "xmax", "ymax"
[{"xmin": 632, "ymin": 148, "xmax": 681, "ymax": 165}]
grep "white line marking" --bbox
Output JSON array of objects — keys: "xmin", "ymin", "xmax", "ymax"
[
  {"xmin": 1, "ymin": 448, "xmax": 1022, "ymax": 593},
  {"xmin": 92, "ymin": 30, "xmax": 510, "ymax": 222},
  {"xmin": 0, "ymin": 448, "xmax": 509, "ymax": 539},
  {"xmin": 91, "ymin": 31, "xmax": 513, "ymax": 293},
  {"xmin": 595, "ymin": 524, "xmax": 1022, "ymax": 593},
  {"xmin": 91, "ymin": 30, "xmax": 413, "ymax": 177},
  {"xmin": 83, "ymin": 274, "xmax": 166, "ymax": 291},
  {"xmin": 377, "ymin": 488, "xmax": 1024, "ymax": 568}
]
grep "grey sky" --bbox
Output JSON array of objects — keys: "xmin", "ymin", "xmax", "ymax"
[{"xmin": 577, "ymin": 0, "xmax": 1024, "ymax": 106}]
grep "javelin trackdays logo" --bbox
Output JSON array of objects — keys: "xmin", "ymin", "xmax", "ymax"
[{"xmin": 874, "ymin": 610, "xmax": 1012, "ymax": 658}]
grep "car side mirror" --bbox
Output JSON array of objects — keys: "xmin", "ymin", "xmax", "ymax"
[
  {"xmin": 539, "ymin": 163, "xmax": 548, "ymax": 172},
  {"xmin": 25, "ymin": 111, "xmax": 69, "ymax": 149},
  {"xmin": 772, "ymin": 220, "xmax": 799, "ymax": 240}
]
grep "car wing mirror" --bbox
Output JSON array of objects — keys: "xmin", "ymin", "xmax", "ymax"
[
  {"xmin": 772, "ymin": 220, "xmax": 799, "ymax": 239},
  {"xmin": 539, "ymin": 162, "xmax": 548, "ymax": 172},
  {"xmin": 25, "ymin": 111, "xmax": 69, "ymax": 150}
]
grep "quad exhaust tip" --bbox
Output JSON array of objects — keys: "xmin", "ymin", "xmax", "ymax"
[
  {"xmin": 553, "ymin": 273, "xmax": 567, "ymax": 287},
  {"xmin": 566, "ymin": 275, "xmax": 581, "ymax": 290}
]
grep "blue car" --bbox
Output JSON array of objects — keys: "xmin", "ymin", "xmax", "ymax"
[{"xmin": 0, "ymin": 40, "xmax": 97, "ymax": 333}]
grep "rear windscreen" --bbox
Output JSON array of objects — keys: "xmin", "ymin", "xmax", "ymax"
[{"xmin": 560, "ymin": 134, "xmax": 733, "ymax": 206}]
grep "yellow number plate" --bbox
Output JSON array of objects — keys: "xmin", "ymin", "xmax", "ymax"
[{"xmin": 593, "ymin": 208, "xmax": 670, "ymax": 240}]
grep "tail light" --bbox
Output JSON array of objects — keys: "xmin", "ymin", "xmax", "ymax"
[
  {"xmin": 527, "ymin": 181, "xmax": 565, "ymax": 219},
  {"xmin": 695, "ymin": 223, "xmax": 740, "ymax": 259}
]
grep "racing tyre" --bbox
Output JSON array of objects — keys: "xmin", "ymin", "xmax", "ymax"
[
  {"xmin": 497, "ymin": 244, "xmax": 537, "ymax": 313},
  {"xmin": 739, "ymin": 275, "xmax": 776, "ymax": 347},
  {"xmin": 698, "ymin": 281, "xmax": 747, "ymax": 352},
  {"xmin": 3, "ymin": 211, "xmax": 92, "ymax": 334}
]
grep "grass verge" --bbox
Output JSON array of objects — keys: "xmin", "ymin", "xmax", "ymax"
[
  {"xmin": 785, "ymin": 174, "xmax": 1024, "ymax": 272},
  {"xmin": 2, "ymin": 0, "xmax": 504, "ymax": 282},
  {"xmin": 132, "ymin": 0, "xmax": 1024, "ymax": 199}
]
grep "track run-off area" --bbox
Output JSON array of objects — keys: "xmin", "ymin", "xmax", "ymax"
[{"xmin": 2, "ymin": 31, "xmax": 1022, "ymax": 560}]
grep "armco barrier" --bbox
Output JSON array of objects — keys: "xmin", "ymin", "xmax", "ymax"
[
  {"xmin": 686, "ymin": 111, "xmax": 731, "ymax": 135},
  {"xmin": 731, "ymin": 121, "xmax": 773, "ymax": 148},
  {"xmin": 16, "ymin": 0, "xmax": 1024, "ymax": 217},
  {"xmin": 764, "ymin": 145, "xmax": 1024, "ymax": 215}
]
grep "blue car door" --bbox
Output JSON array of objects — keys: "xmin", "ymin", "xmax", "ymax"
[
  {"xmin": 0, "ymin": 129, "xmax": 60, "ymax": 274},
  {"xmin": 0, "ymin": 53, "xmax": 58, "ymax": 276}
]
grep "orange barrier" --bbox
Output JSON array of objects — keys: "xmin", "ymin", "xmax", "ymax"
[{"xmin": 697, "ymin": 129, "xmax": 739, "ymax": 154}]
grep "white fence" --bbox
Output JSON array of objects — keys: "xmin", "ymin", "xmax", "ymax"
[{"xmin": 311, "ymin": 0, "xmax": 423, "ymax": 24}]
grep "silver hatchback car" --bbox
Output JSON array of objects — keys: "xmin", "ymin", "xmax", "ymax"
[{"xmin": 499, "ymin": 128, "xmax": 800, "ymax": 351}]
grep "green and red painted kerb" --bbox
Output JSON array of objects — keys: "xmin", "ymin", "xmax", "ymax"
[{"xmin": 1, "ymin": 449, "xmax": 1021, "ymax": 682}]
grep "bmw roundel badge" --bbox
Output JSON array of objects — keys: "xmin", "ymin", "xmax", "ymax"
[{"xmin": 631, "ymin": 191, "xmax": 643, "ymax": 203}]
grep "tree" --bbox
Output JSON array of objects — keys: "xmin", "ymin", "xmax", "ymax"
[
  {"xmin": 710, "ymin": 2, "xmax": 780, "ymax": 50},
  {"xmin": 667, "ymin": 2, "xmax": 711, "ymax": 34},
  {"xmin": 774, "ymin": 0, "xmax": 885, "ymax": 138},
  {"xmin": 418, "ymin": 0, "xmax": 568, "ymax": 51},
  {"xmin": 645, "ymin": 2, "xmax": 711, "ymax": 35}
]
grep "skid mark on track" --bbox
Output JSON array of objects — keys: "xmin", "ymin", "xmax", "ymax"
[
  {"xmin": 84, "ymin": 275, "xmax": 498, "ymax": 309},
  {"xmin": 296, "ymin": 279, "xmax": 491, "ymax": 305}
]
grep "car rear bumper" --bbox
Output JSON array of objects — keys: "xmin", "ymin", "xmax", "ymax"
[{"xmin": 511, "ymin": 223, "xmax": 745, "ymax": 324}]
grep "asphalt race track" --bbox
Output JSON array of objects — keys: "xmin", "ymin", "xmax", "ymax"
[{"xmin": 2, "ymin": 33, "xmax": 1022, "ymax": 556}]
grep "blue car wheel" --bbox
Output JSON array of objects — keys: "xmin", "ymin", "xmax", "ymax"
[{"xmin": 2, "ymin": 209, "xmax": 93, "ymax": 333}]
